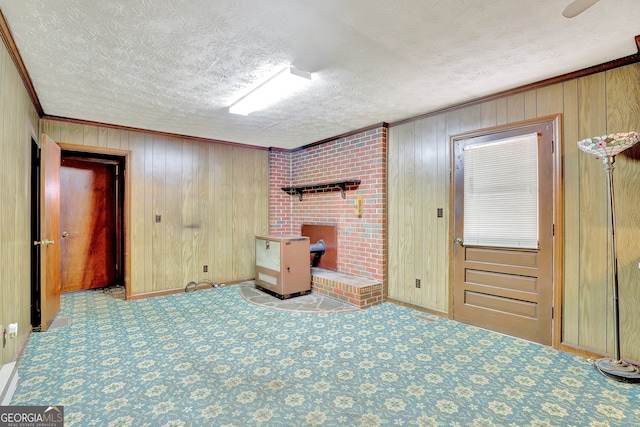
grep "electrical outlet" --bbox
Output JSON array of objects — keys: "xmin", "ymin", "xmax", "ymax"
[
  {"xmin": 155, "ymin": 214, "xmax": 161, "ymax": 223},
  {"xmin": 415, "ymin": 279, "xmax": 421, "ymax": 288},
  {"xmin": 203, "ymin": 265, "xmax": 208, "ymax": 273}
]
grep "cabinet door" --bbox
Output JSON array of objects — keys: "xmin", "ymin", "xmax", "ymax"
[{"xmin": 255, "ymin": 239, "xmax": 280, "ymax": 271}]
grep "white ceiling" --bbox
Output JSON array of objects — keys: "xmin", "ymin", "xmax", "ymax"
[{"xmin": 1, "ymin": 0, "xmax": 639, "ymax": 149}]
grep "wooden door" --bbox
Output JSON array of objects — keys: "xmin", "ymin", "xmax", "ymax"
[
  {"xmin": 452, "ymin": 122, "xmax": 555, "ymax": 345},
  {"xmin": 38, "ymin": 134, "xmax": 61, "ymax": 331},
  {"xmin": 60, "ymin": 157, "xmax": 117, "ymax": 292}
]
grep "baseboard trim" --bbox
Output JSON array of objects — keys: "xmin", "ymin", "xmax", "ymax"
[
  {"xmin": 12, "ymin": 326, "xmax": 32, "ymax": 363},
  {"xmin": 560, "ymin": 342, "xmax": 640, "ymax": 368},
  {"xmin": 385, "ymin": 298, "xmax": 449, "ymax": 319},
  {"xmin": 0, "ymin": 362, "xmax": 18, "ymax": 405},
  {"xmin": 128, "ymin": 279, "xmax": 250, "ymax": 301}
]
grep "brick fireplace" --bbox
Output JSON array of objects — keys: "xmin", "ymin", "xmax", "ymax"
[{"xmin": 269, "ymin": 125, "xmax": 387, "ymax": 306}]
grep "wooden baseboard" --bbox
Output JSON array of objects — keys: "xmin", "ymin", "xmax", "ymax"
[
  {"xmin": 385, "ymin": 298, "xmax": 450, "ymax": 319},
  {"xmin": 127, "ymin": 279, "xmax": 251, "ymax": 301},
  {"xmin": 560, "ymin": 342, "xmax": 640, "ymax": 368},
  {"xmin": 0, "ymin": 361, "xmax": 18, "ymax": 405},
  {"xmin": 12, "ymin": 326, "xmax": 32, "ymax": 363}
]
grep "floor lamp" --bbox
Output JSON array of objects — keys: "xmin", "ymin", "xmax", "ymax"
[{"xmin": 577, "ymin": 132, "xmax": 640, "ymax": 383}]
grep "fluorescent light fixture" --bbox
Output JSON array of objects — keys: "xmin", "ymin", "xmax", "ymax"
[{"xmin": 229, "ymin": 66, "xmax": 312, "ymax": 115}]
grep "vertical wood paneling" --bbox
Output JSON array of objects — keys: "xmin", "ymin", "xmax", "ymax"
[
  {"xmin": 560, "ymin": 80, "xmax": 581, "ymax": 344},
  {"xmin": 418, "ymin": 117, "xmax": 438, "ymax": 308},
  {"xmin": 387, "ymin": 126, "xmax": 400, "ymax": 299},
  {"xmin": 459, "ymin": 104, "xmax": 482, "ymax": 134},
  {"xmin": 83, "ymin": 125, "xmax": 98, "ymax": 147},
  {"xmin": 128, "ymin": 131, "xmax": 146, "ymax": 292},
  {"xmin": 577, "ymin": 73, "xmax": 609, "ymax": 353},
  {"xmin": 41, "ymin": 120, "xmax": 60, "ymax": 141},
  {"xmin": 97, "ymin": 127, "xmax": 109, "ymax": 148},
  {"xmin": 536, "ymin": 83, "xmax": 564, "ymax": 117},
  {"xmin": 507, "ymin": 93, "xmax": 525, "ymax": 123},
  {"xmin": 143, "ymin": 134, "xmax": 154, "ymax": 292},
  {"xmin": 232, "ymin": 147, "xmax": 257, "ymax": 278},
  {"xmin": 400, "ymin": 123, "xmax": 415, "ymax": 303},
  {"xmin": 151, "ymin": 136, "xmax": 167, "ymax": 290},
  {"xmin": 481, "ymin": 101, "xmax": 497, "ymax": 128},
  {"xmin": 181, "ymin": 140, "xmax": 196, "ymax": 286},
  {"xmin": 444, "ymin": 110, "xmax": 460, "ymax": 312},
  {"xmin": 413, "ymin": 119, "xmax": 426, "ymax": 306},
  {"xmin": 194, "ymin": 142, "xmax": 208, "ymax": 281},
  {"xmin": 524, "ymin": 90, "xmax": 537, "ymax": 120},
  {"xmin": 437, "ymin": 112, "xmax": 450, "ymax": 311},
  {"xmin": 164, "ymin": 137, "xmax": 182, "ymax": 289},
  {"xmin": 605, "ymin": 64, "xmax": 640, "ymax": 360},
  {"xmin": 106, "ymin": 128, "xmax": 121, "ymax": 149},
  {"xmin": 59, "ymin": 121, "xmax": 83, "ymax": 145},
  {"xmin": 0, "ymin": 41, "xmax": 38, "ymax": 365},
  {"xmin": 214, "ymin": 144, "xmax": 233, "ymax": 281},
  {"xmin": 496, "ymin": 97, "xmax": 508, "ymax": 125},
  {"xmin": 1, "ymin": 48, "xmax": 6, "ymax": 364},
  {"xmin": 254, "ymin": 149, "xmax": 269, "ymax": 237}
]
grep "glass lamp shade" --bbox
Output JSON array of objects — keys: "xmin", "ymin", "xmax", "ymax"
[{"xmin": 577, "ymin": 132, "xmax": 640, "ymax": 157}]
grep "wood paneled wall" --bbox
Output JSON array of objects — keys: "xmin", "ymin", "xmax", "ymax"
[
  {"xmin": 388, "ymin": 63, "xmax": 640, "ymax": 362},
  {"xmin": 41, "ymin": 120, "xmax": 269, "ymax": 297},
  {"xmin": 0, "ymin": 41, "xmax": 39, "ymax": 365}
]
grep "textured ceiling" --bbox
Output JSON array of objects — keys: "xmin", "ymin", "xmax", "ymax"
[{"xmin": 1, "ymin": 0, "xmax": 639, "ymax": 149}]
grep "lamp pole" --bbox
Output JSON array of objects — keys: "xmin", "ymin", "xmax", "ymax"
[
  {"xmin": 577, "ymin": 132, "xmax": 640, "ymax": 383},
  {"xmin": 603, "ymin": 155, "xmax": 621, "ymax": 363}
]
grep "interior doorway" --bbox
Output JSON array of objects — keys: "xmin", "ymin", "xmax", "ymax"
[
  {"xmin": 31, "ymin": 140, "xmax": 131, "ymax": 330},
  {"xmin": 60, "ymin": 152, "xmax": 124, "ymax": 292}
]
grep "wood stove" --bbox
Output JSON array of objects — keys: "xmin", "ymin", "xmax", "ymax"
[{"xmin": 254, "ymin": 235, "xmax": 310, "ymax": 298}]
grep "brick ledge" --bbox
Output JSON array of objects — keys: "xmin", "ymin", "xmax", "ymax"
[{"xmin": 311, "ymin": 267, "xmax": 383, "ymax": 308}]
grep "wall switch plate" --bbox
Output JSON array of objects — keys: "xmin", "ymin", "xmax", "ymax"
[
  {"xmin": 203, "ymin": 265, "xmax": 208, "ymax": 273},
  {"xmin": 8, "ymin": 323, "xmax": 17, "ymax": 339},
  {"xmin": 437, "ymin": 208, "xmax": 443, "ymax": 218},
  {"xmin": 415, "ymin": 279, "xmax": 421, "ymax": 288},
  {"xmin": 155, "ymin": 214, "xmax": 161, "ymax": 223}
]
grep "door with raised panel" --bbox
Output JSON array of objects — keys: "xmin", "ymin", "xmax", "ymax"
[
  {"xmin": 452, "ymin": 121, "xmax": 555, "ymax": 345},
  {"xmin": 60, "ymin": 157, "xmax": 118, "ymax": 292},
  {"xmin": 37, "ymin": 134, "xmax": 61, "ymax": 331}
]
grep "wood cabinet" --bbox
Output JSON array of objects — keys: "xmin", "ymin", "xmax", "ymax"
[{"xmin": 255, "ymin": 235, "xmax": 310, "ymax": 297}]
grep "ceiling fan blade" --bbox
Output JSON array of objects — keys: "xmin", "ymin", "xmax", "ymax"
[{"xmin": 562, "ymin": 0, "xmax": 601, "ymax": 18}]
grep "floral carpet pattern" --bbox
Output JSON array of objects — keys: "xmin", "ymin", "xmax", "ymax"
[{"xmin": 11, "ymin": 286, "xmax": 640, "ymax": 426}]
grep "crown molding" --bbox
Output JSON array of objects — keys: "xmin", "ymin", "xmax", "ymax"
[{"xmin": 42, "ymin": 114, "xmax": 268, "ymax": 151}]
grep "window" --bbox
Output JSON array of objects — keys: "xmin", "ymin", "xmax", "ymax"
[{"xmin": 463, "ymin": 133, "xmax": 539, "ymax": 249}]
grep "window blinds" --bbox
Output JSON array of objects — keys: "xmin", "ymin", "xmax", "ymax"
[{"xmin": 463, "ymin": 133, "xmax": 539, "ymax": 249}]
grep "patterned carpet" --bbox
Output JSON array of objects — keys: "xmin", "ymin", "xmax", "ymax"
[{"xmin": 10, "ymin": 286, "xmax": 640, "ymax": 426}]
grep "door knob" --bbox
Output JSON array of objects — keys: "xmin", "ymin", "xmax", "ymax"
[
  {"xmin": 62, "ymin": 231, "xmax": 69, "ymax": 237},
  {"xmin": 33, "ymin": 239, "xmax": 54, "ymax": 246},
  {"xmin": 455, "ymin": 237, "xmax": 464, "ymax": 245}
]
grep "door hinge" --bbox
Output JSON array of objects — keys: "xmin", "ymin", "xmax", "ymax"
[
  {"xmin": 551, "ymin": 140, "xmax": 554, "ymax": 153},
  {"xmin": 551, "ymin": 307, "xmax": 554, "ymax": 319},
  {"xmin": 552, "ymin": 224, "xmax": 555, "ymax": 236}
]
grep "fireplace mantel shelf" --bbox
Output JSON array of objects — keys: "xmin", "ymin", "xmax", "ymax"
[{"xmin": 281, "ymin": 179, "xmax": 361, "ymax": 201}]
